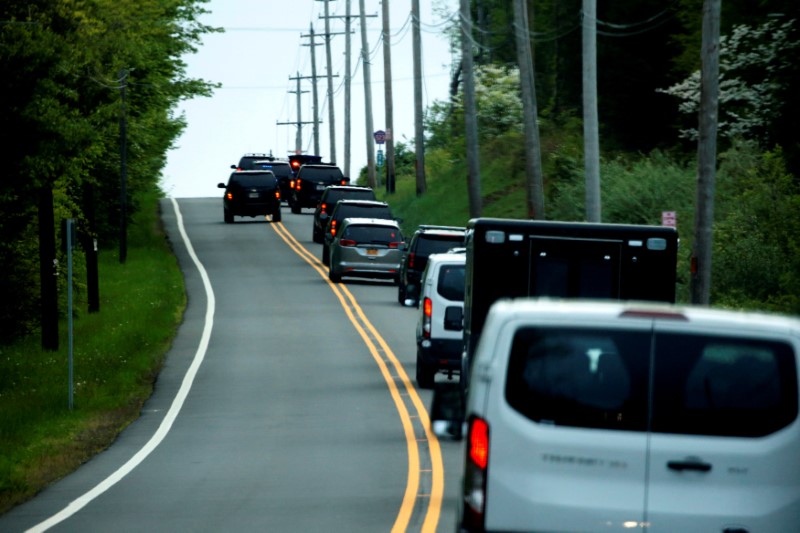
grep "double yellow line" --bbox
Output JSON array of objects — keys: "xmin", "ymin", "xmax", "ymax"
[{"xmin": 270, "ymin": 221, "xmax": 444, "ymax": 533}]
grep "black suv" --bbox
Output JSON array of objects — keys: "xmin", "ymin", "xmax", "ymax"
[
  {"xmin": 312, "ymin": 185, "xmax": 376, "ymax": 243},
  {"xmin": 398, "ymin": 225, "xmax": 466, "ymax": 305},
  {"xmin": 322, "ymin": 199, "xmax": 394, "ymax": 265},
  {"xmin": 250, "ymin": 160, "xmax": 293, "ymax": 202},
  {"xmin": 231, "ymin": 153, "xmax": 274, "ymax": 171},
  {"xmin": 218, "ymin": 170, "xmax": 282, "ymax": 223},
  {"xmin": 289, "ymin": 164, "xmax": 348, "ymax": 214}
]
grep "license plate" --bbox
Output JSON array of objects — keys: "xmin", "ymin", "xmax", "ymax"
[
  {"xmin": 366, "ymin": 249, "xmax": 378, "ymax": 256},
  {"xmin": 316, "ymin": 184, "xmax": 326, "ymax": 191},
  {"xmin": 248, "ymin": 192, "xmax": 259, "ymax": 198}
]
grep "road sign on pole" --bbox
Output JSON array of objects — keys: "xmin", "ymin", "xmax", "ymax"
[
  {"xmin": 374, "ymin": 130, "xmax": 386, "ymax": 145},
  {"xmin": 377, "ymin": 148, "xmax": 385, "ymax": 167}
]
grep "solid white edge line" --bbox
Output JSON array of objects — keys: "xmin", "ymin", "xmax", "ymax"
[{"xmin": 27, "ymin": 198, "xmax": 216, "ymax": 533}]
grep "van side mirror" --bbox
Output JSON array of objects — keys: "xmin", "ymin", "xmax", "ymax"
[
  {"xmin": 444, "ymin": 306, "xmax": 463, "ymax": 331},
  {"xmin": 430, "ymin": 381, "xmax": 466, "ymax": 440},
  {"xmin": 218, "ymin": 183, "xmax": 226, "ymax": 188}
]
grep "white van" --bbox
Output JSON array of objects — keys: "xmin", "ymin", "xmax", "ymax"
[
  {"xmin": 455, "ymin": 299, "xmax": 800, "ymax": 532},
  {"xmin": 415, "ymin": 250, "xmax": 466, "ymax": 388}
]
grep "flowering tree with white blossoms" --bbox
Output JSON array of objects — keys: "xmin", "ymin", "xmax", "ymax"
[{"xmin": 659, "ymin": 18, "xmax": 798, "ymax": 143}]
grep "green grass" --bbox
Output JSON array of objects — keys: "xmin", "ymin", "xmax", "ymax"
[{"xmin": 0, "ymin": 191, "xmax": 186, "ymax": 514}]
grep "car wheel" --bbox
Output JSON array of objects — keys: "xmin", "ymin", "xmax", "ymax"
[
  {"xmin": 312, "ymin": 227, "xmax": 322, "ymax": 244},
  {"xmin": 328, "ymin": 267, "xmax": 341, "ymax": 283},
  {"xmin": 322, "ymin": 245, "xmax": 330, "ymax": 266},
  {"xmin": 397, "ymin": 282, "xmax": 406, "ymax": 304},
  {"xmin": 416, "ymin": 350, "xmax": 435, "ymax": 389},
  {"xmin": 224, "ymin": 210, "xmax": 233, "ymax": 224},
  {"xmin": 290, "ymin": 198, "xmax": 301, "ymax": 215},
  {"xmin": 272, "ymin": 208, "xmax": 282, "ymax": 222}
]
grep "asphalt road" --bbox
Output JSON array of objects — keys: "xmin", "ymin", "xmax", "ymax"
[{"xmin": 0, "ymin": 198, "xmax": 464, "ymax": 533}]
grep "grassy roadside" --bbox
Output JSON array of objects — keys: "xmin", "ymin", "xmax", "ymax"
[{"xmin": 0, "ymin": 192, "xmax": 186, "ymax": 514}]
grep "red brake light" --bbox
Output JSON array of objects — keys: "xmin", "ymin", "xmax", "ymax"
[
  {"xmin": 340, "ymin": 179, "xmax": 347, "ymax": 185},
  {"xmin": 468, "ymin": 417, "xmax": 489, "ymax": 469},
  {"xmin": 423, "ymin": 297, "xmax": 432, "ymax": 318},
  {"xmin": 389, "ymin": 241, "xmax": 403, "ymax": 249},
  {"xmin": 330, "ymin": 220, "xmax": 337, "ymax": 237},
  {"xmin": 422, "ymin": 297, "xmax": 432, "ymax": 339},
  {"xmin": 340, "ymin": 239, "xmax": 357, "ymax": 247},
  {"xmin": 226, "ymin": 192, "xmax": 233, "ymax": 200},
  {"xmin": 290, "ymin": 179, "xmax": 296, "ymax": 189},
  {"xmin": 408, "ymin": 252, "xmax": 415, "ymax": 269},
  {"xmin": 295, "ymin": 179, "xmax": 302, "ymax": 190},
  {"xmin": 275, "ymin": 191, "xmax": 280, "ymax": 199},
  {"xmin": 321, "ymin": 202, "xmax": 328, "ymax": 212}
]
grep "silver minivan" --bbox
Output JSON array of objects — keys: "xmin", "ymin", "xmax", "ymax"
[
  {"xmin": 327, "ymin": 217, "xmax": 404, "ymax": 283},
  {"xmin": 454, "ymin": 299, "xmax": 800, "ymax": 532}
]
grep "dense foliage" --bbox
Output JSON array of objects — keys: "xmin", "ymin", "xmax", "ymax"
[{"xmin": 0, "ymin": 0, "xmax": 218, "ymax": 343}]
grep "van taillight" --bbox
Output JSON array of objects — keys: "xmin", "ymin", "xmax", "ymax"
[
  {"xmin": 226, "ymin": 192, "xmax": 233, "ymax": 200},
  {"xmin": 422, "ymin": 297, "xmax": 432, "ymax": 339},
  {"xmin": 275, "ymin": 191, "xmax": 280, "ymax": 199},
  {"xmin": 295, "ymin": 179, "xmax": 302, "ymax": 190},
  {"xmin": 340, "ymin": 239, "xmax": 357, "ymax": 247},
  {"xmin": 321, "ymin": 202, "xmax": 328, "ymax": 213},
  {"xmin": 408, "ymin": 252, "xmax": 416, "ymax": 269},
  {"xmin": 389, "ymin": 241, "xmax": 403, "ymax": 249},
  {"xmin": 462, "ymin": 416, "xmax": 489, "ymax": 531}
]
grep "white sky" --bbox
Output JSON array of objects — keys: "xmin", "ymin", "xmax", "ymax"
[{"xmin": 161, "ymin": 0, "xmax": 458, "ymax": 198}]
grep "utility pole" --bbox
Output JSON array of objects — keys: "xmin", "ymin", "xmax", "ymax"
[
  {"xmin": 39, "ymin": 186, "xmax": 58, "ymax": 351},
  {"xmin": 318, "ymin": 0, "xmax": 340, "ymax": 163},
  {"xmin": 460, "ymin": 0, "xmax": 481, "ymax": 217},
  {"xmin": 278, "ymin": 73, "xmax": 314, "ymax": 152},
  {"xmin": 382, "ymin": 0, "xmax": 395, "ymax": 193},
  {"xmin": 302, "ymin": 25, "xmax": 323, "ymax": 155},
  {"xmin": 582, "ymin": 0, "xmax": 601, "ymax": 222},
  {"xmin": 359, "ymin": 0, "xmax": 377, "ymax": 188},
  {"xmin": 411, "ymin": 0, "xmax": 427, "ymax": 196},
  {"xmin": 513, "ymin": 0, "xmax": 545, "ymax": 219},
  {"xmin": 691, "ymin": 0, "xmax": 721, "ymax": 305}
]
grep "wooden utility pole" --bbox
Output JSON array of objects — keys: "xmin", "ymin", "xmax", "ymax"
[
  {"xmin": 302, "ymin": 25, "xmax": 323, "ymax": 155},
  {"xmin": 382, "ymin": 0, "xmax": 395, "ymax": 193},
  {"xmin": 119, "ymin": 68, "xmax": 128, "ymax": 263},
  {"xmin": 344, "ymin": 0, "xmax": 352, "ymax": 177},
  {"xmin": 582, "ymin": 0, "xmax": 601, "ymax": 222},
  {"xmin": 513, "ymin": 0, "xmax": 545, "ymax": 219},
  {"xmin": 318, "ymin": 0, "xmax": 339, "ymax": 163},
  {"xmin": 691, "ymin": 0, "xmax": 721, "ymax": 305},
  {"xmin": 278, "ymin": 73, "xmax": 314, "ymax": 152},
  {"xmin": 39, "ymin": 186, "xmax": 58, "ymax": 351},
  {"xmin": 460, "ymin": 0, "xmax": 481, "ymax": 217},
  {"xmin": 411, "ymin": 0, "xmax": 427, "ymax": 196},
  {"xmin": 359, "ymin": 0, "xmax": 377, "ymax": 188}
]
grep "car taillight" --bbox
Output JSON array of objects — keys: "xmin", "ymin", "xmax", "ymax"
[
  {"xmin": 295, "ymin": 179, "xmax": 302, "ymax": 190},
  {"xmin": 462, "ymin": 416, "xmax": 489, "ymax": 531},
  {"xmin": 389, "ymin": 241, "xmax": 403, "ymax": 249},
  {"xmin": 321, "ymin": 202, "xmax": 328, "ymax": 213},
  {"xmin": 340, "ymin": 179, "xmax": 347, "ymax": 185},
  {"xmin": 226, "ymin": 192, "xmax": 233, "ymax": 200},
  {"xmin": 340, "ymin": 239, "xmax": 357, "ymax": 247},
  {"xmin": 290, "ymin": 179, "xmax": 296, "ymax": 189},
  {"xmin": 330, "ymin": 220, "xmax": 337, "ymax": 237},
  {"xmin": 422, "ymin": 297, "xmax": 432, "ymax": 339},
  {"xmin": 408, "ymin": 252, "xmax": 416, "ymax": 269}
]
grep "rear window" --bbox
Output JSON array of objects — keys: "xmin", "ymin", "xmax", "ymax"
[
  {"xmin": 229, "ymin": 173, "xmax": 277, "ymax": 188},
  {"xmin": 327, "ymin": 189, "xmax": 376, "ymax": 203},
  {"xmin": 299, "ymin": 166, "xmax": 344, "ymax": 181},
  {"xmin": 437, "ymin": 265, "xmax": 465, "ymax": 302},
  {"xmin": 343, "ymin": 225, "xmax": 402, "ymax": 245},
  {"xmin": 417, "ymin": 234, "xmax": 465, "ymax": 257},
  {"xmin": 336, "ymin": 205, "xmax": 392, "ymax": 221},
  {"xmin": 505, "ymin": 327, "xmax": 798, "ymax": 437},
  {"xmin": 254, "ymin": 163, "xmax": 292, "ymax": 177}
]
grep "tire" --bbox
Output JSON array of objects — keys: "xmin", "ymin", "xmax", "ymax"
[
  {"xmin": 290, "ymin": 197, "xmax": 301, "ymax": 214},
  {"xmin": 397, "ymin": 282, "xmax": 406, "ymax": 304},
  {"xmin": 272, "ymin": 208, "xmax": 282, "ymax": 222},
  {"xmin": 322, "ymin": 244, "xmax": 330, "ymax": 266},
  {"xmin": 312, "ymin": 226, "xmax": 322, "ymax": 244},
  {"xmin": 416, "ymin": 350, "xmax": 435, "ymax": 389},
  {"xmin": 224, "ymin": 210, "xmax": 234, "ymax": 224},
  {"xmin": 328, "ymin": 267, "xmax": 341, "ymax": 283}
]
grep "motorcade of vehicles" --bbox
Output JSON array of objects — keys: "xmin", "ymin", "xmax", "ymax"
[
  {"xmin": 289, "ymin": 164, "xmax": 348, "ymax": 214},
  {"xmin": 398, "ymin": 225, "xmax": 467, "ymax": 307},
  {"xmin": 218, "ymin": 170, "xmax": 282, "ymax": 223},
  {"xmin": 415, "ymin": 250, "xmax": 466, "ymax": 388},
  {"xmin": 327, "ymin": 218, "xmax": 405, "ymax": 283},
  {"xmin": 312, "ymin": 185, "xmax": 376, "ymax": 243},
  {"xmin": 448, "ymin": 298, "xmax": 800, "ymax": 532},
  {"xmin": 322, "ymin": 199, "xmax": 395, "ymax": 265}
]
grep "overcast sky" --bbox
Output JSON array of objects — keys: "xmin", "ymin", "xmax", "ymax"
[{"xmin": 160, "ymin": 0, "xmax": 458, "ymax": 198}]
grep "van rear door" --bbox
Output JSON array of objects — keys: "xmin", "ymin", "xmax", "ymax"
[
  {"xmin": 485, "ymin": 318, "xmax": 652, "ymax": 531},
  {"xmin": 646, "ymin": 319, "xmax": 800, "ymax": 532}
]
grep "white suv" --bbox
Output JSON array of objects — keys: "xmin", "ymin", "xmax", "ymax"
[
  {"xmin": 451, "ymin": 299, "xmax": 800, "ymax": 532},
  {"xmin": 415, "ymin": 250, "xmax": 466, "ymax": 388}
]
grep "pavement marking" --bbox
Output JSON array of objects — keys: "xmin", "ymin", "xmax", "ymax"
[
  {"xmin": 270, "ymin": 221, "xmax": 444, "ymax": 533},
  {"xmin": 27, "ymin": 198, "xmax": 216, "ymax": 532}
]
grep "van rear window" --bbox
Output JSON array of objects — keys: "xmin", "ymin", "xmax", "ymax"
[
  {"xmin": 437, "ymin": 265, "xmax": 465, "ymax": 302},
  {"xmin": 505, "ymin": 327, "xmax": 798, "ymax": 437}
]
